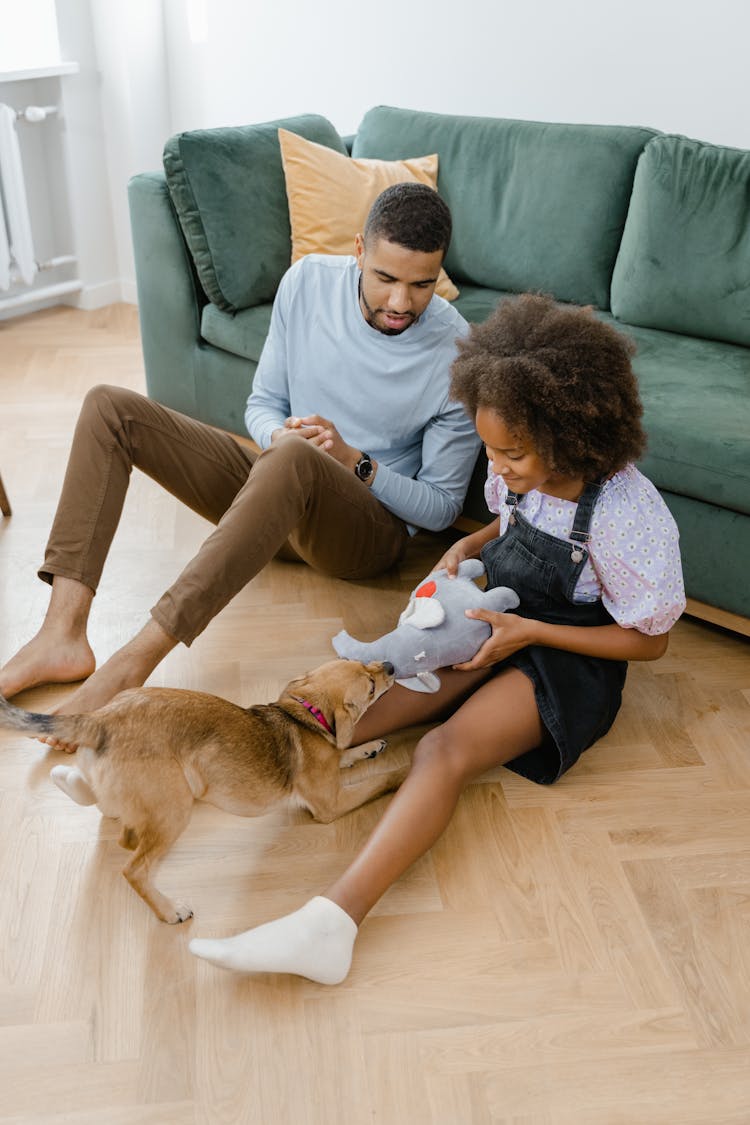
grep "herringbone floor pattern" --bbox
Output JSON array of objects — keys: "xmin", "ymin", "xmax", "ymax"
[{"xmin": 0, "ymin": 304, "xmax": 749, "ymax": 1123}]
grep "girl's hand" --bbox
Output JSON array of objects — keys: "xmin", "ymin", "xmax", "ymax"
[
  {"xmin": 432, "ymin": 537, "xmax": 477, "ymax": 577},
  {"xmin": 453, "ymin": 609, "xmax": 533, "ymax": 669}
]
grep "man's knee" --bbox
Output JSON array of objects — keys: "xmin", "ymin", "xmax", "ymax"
[
  {"xmin": 80, "ymin": 384, "xmax": 144, "ymax": 430},
  {"xmin": 260, "ymin": 436, "xmax": 320, "ymax": 472},
  {"xmin": 256, "ymin": 436, "xmax": 331, "ymax": 494}
]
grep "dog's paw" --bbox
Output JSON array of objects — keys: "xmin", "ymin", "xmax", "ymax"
[
  {"xmin": 339, "ymin": 738, "xmax": 388, "ymax": 769},
  {"xmin": 167, "ymin": 903, "xmax": 194, "ymax": 924}
]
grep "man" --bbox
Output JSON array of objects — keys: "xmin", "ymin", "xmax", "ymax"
[{"xmin": 0, "ymin": 183, "xmax": 479, "ymax": 720}]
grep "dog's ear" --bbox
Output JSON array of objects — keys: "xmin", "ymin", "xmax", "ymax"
[
  {"xmin": 332, "ymin": 670, "xmax": 374, "ymax": 748},
  {"xmin": 332, "ymin": 697, "xmax": 360, "ymax": 748}
]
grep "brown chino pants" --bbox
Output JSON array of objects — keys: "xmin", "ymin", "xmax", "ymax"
[{"xmin": 40, "ymin": 385, "xmax": 409, "ymax": 645}]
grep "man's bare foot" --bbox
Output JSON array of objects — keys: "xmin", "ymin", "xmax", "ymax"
[
  {"xmin": 41, "ymin": 619, "xmax": 178, "ymax": 752},
  {"xmin": 55, "ymin": 654, "xmax": 147, "ymax": 716},
  {"xmin": 0, "ymin": 631, "xmax": 96, "ymax": 700}
]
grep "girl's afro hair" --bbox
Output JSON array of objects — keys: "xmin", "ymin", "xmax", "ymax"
[{"xmin": 450, "ymin": 293, "xmax": 647, "ymax": 480}]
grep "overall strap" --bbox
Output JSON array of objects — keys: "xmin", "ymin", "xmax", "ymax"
[
  {"xmin": 505, "ymin": 489, "xmax": 523, "ymax": 523},
  {"xmin": 569, "ymin": 481, "xmax": 603, "ymax": 544}
]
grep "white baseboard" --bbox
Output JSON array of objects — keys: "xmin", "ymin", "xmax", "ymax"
[
  {"xmin": 0, "ymin": 277, "xmax": 138, "ymax": 320},
  {"xmin": 72, "ymin": 279, "xmax": 135, "ymax": 310}
]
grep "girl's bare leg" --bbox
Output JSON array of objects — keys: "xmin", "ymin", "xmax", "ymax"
[
  {"xmin": 190, "ymin": 668, "xmax": 543, "ymax": 982},
  {"xmin": 324, "ymin": 667, "xmax": 543, "ymax": 923},
  {"xmin": 350, "ymin": 665, "xmax": 494, "ymax": 742}
]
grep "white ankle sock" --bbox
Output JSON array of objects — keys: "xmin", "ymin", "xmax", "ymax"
[
  {"xmin": 50, "ymin": 764, "xmax": 97, "ymax": 806},
  {"xmin": 188, "ymin": 896, "xmax": 358, "ymax": 985}
]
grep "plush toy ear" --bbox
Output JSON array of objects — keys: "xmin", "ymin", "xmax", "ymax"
[
  {"xmin": 482, "ymin": 585, "xmax": 520, "ymax": 613},
  {"xmin": 396, "ymin": 671, "xmax": 442, "ymax": 693},
  {"xmin": 398, "ymin": 596, "xmax": 445, "ymax": 630},
  {"xmin": 455, "ymin": 558, "xmax": 486, "ymax": 581}
]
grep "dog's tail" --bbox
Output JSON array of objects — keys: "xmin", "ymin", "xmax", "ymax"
[{"xmin": 0, "ymin": 694, "xmax": 106, "ymax": 750}]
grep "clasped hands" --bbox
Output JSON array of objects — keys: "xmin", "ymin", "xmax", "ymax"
[{"xmin": 272, "ymin": 413, "xmax": 358, "ymax": 472}]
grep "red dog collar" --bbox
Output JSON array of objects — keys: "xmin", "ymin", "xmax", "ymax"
[{"xmin": 291, "ymin": 696, "xmax": 333, "ymax": 734}]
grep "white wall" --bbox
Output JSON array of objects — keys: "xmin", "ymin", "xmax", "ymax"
[
  {"xmin": 162, "ymin": 0, "xmax": 750, "ymax": 147},
  {"xmin": 12, "ymin": 0, "xmax": 750, "ymax": 312}
]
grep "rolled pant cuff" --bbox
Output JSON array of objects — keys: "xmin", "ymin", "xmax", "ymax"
[
  {"xmin": 37, "ymin": 562, "xmax": 98, "ymax": 594},
  {"xmin": 149, "ymin": 602, "xmax": 196, "ymax": 648}
]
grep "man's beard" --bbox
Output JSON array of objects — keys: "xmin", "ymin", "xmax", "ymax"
[{"xmin": 358, "ymin": 277, "xmax": 416, "ymax": 336}]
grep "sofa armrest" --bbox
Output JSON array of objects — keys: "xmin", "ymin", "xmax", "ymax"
[{"xmin": 128, "ymin": 171, "xmax": 206, "ymax": 418}]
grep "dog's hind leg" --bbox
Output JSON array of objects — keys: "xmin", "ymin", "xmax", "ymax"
[
  {"xmin": 121, "ymin": 793, "xmax": 195, "ymax": 924},
  {"xmin": 119, "ymin": 825, "xmax": 138, "ymax": 850},
  {"xmin": 50, "ymin": 764, "xmax": 97, "ymax": 806}
]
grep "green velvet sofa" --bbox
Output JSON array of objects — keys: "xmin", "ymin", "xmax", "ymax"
[{"xmin": 128, "ymin": 105, "xmax": 750, "ymax": 626}]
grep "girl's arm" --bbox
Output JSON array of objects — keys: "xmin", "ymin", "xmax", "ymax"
[
  {"xmin": 433, "ymin": 518, "xmax": 501, "ymax": 575},
  {"xmin": 457, "ymin": 611, "xmax": 669, "ymax": 669}
]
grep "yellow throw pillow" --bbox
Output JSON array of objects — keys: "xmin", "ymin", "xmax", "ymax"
[{"xmin": 278, "ymin": 128, "xmax": 459, "ymax": 302}]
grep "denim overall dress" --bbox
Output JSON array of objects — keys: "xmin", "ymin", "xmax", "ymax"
[{"xmin": 480, "ymin": 481, "xmax": 627, "ymax": 784}]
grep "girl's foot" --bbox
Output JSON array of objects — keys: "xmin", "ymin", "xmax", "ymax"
[
  {"xmin": 189, "ymin": 896, "xmax": 357, "ymax": 985},
  {"xmin": 50, "ymin": 764, "xmax": 97, "ymax": 805}
]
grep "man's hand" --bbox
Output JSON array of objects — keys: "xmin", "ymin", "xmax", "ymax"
[
  {"xmin": 292, "ymin": 414, "xmax": 360, "ymax": 471},
  {"xmin": 271, "ymin": 417, "xmax": 325, "ymax": 444}
]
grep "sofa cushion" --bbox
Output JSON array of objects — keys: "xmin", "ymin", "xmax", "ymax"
[
  {"xmin": 611, "ymin": 135, "xmax": 750, "ymax": 347},
  {"xmin": 163, "ymin": 115, "xmax": 346, "ymax": 314},
  {"xmin": 201, "ymin": 301, "xmax": 273, "ymax": 362},
  {"xmin": 277, "ymin": 129, "xmax": 458, "ymax": 300},
  {"xmin": 597, "ymin": 315, "xmax": 750, "ymax": 515},
  {"xmin": 353, "ymin": 106, "xmax": 656, "ymax": 309},
  {"xmin": 452, "ymin": 283, "xmax": 505, "ymax": 326}
]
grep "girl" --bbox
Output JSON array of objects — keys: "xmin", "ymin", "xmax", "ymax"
[{"xmin": 190, "ymin": 294, "xmax": 686, "ymax": 984}]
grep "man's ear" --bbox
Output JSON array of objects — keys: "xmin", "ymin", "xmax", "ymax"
[{"xmin": 354, "ymin": 232, "xmax": 365, "ymax": 267}]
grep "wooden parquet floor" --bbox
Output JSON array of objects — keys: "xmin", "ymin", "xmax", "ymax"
[{"xmin": 1, "ymin": 304, "xmax": 749, "ymax": 1124}]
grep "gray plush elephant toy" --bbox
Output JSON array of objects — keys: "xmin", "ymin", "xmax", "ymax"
[{"xmin": 332, "ymin": 559, "xmax": 519, "ymax": 692}]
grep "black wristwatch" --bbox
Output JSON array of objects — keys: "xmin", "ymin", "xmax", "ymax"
[{"xmin": 354, "ymin": 451, "xmax": 374, "ymax": 482}]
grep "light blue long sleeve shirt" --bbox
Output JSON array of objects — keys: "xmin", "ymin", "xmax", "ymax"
[{"xmin": 244, "ymin": 255, "xmax": 481, "ymax": 533}]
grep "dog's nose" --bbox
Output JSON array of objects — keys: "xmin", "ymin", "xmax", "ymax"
[{"xmin": 383, "ymin": 661, "xmax": 395, "ymax": 676}]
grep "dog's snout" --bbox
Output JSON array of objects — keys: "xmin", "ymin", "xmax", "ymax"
[{"xmin": 382, "ymin": 661, "xmax": 395, "ymax": 676}]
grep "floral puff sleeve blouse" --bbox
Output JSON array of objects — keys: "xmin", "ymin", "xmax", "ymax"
[{"xmin": 484, "ymin": 463, "xmax": 686, "ymax": 635}]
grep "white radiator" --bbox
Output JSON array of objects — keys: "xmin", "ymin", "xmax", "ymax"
[
  {"xmin": 0, "ymin": 101, "xmax": 78, "ymax": 305},
  {"xmin": 0, "ymin": 102, "xmax": 38, "ymax": 288}
]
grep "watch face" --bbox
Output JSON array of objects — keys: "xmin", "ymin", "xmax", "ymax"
[{"xmin": 356, "ymin": 454, "xmax": 373, "ymax": 481}]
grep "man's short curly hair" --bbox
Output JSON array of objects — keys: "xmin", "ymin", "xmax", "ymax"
[
  {"xmin": 364, "ymin": 182, "xmax": 452, "ymax": 256},
  {"xmin": 450, "ymin": 294, "xmax": 647, "ymax": 481}
]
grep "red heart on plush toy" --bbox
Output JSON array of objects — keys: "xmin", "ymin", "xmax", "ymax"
[{"xmin": 415, "ymin": 580, "xmax": 437, "ymax": 598}]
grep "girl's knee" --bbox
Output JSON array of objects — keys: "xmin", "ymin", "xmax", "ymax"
[{"xmin": 412, "ymin": 726, "xmax": 473, "ymax": 785}]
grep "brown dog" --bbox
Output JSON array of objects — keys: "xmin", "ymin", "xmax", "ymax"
[{"xmin": 0, "ymin": 659, "xmax": 406, "ymax": 923}]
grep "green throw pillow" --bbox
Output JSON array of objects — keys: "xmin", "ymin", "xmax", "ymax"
[
  {"xmin": 611, "ymin": 134, "xmax": 750, "ymax": 347},
  {"xmin": 163, "ymin": 115, "xmax": 346, "ymax": 313}
]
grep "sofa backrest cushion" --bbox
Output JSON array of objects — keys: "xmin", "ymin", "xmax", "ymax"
[
  {"xmin": 163, "ymin": 115, "xmax": 346, "ymax": 313},
  {"xmin": 611, "ymin": 134, "xmax": 750, "ymax": 347},
  {"xmin": 353, "ymin": 106, "xmax": 656, "ymax": 309}
]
